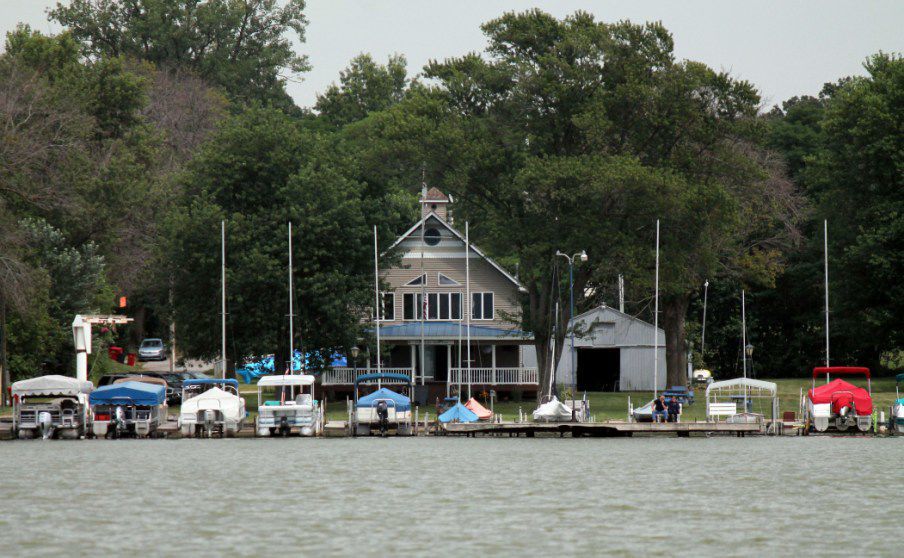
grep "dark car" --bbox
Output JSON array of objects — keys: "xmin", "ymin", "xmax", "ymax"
[{"xmin": 138, "ymin": 338, "xmax": 167, "ymax": 362}]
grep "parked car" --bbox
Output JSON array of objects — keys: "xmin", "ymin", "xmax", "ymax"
[{"xmin": 138, "ymin": 338, "xmax": 167, "ymax": 361}]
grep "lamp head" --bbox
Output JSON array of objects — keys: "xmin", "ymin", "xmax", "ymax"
[
  {"xmin": 745, "ymin": 344, "xmax": 754, "ymax": 357},
  {"xmin": 350, "ymin": 346, "xmax": 360, "ymax": 359},
  {"xmin": 579, "ymin": 250, "xmax": 588, "ymax": 262}
]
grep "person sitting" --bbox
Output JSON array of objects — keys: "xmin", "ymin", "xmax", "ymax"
[
  {"xmin": 667, "ymin": 397, "xmax": 681, "ymax": 423},
  {"xmin": 652, "ymin": 395, "xmax": 668, "ymax": 423}
]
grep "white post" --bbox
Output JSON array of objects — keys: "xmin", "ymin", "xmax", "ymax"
[
  {"xmin": 824, "ymin": 219, "xmax": 830, "ymax": 368},
  {"xmin": 288, "ymin": 221, "xmax": 294, "ymax": 373},
  {"xmin": 374, "ymin": 226, "xmax": 382, "ymax": 388},
  {"xmin": 701, "ymin": 280, "xmax": 709, "ymax": 364},
  {"xmin": 221, "ymin": 220, "xmax": 227, "ymax": 379},
  {"xmin": 742, "ymin": 289, "xmax": 748, "ymax": 410},
  {"xmin": 618, "ymin": 274, "xmax": 625, "ymax": 313},
  {"xmin": 491, "ymin": 344, "xmax": 497, "ymax": 386},
  {"xmin": 465, "ymin": 221, "xmax": 471, "ymax": 400},
  {"xmin": 653, "ymin": 219, "xmax": 660, "ymax": 398}
]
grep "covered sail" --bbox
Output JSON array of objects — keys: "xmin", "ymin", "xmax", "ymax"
[
  {"xmin": 808, "ymin": 379, "xmax": 872, "ymax": 416},
  {"xmin": 439, "ymin": 402, "xmax": 478, "ymax": 423},
  {"xmin": 464, "ymin": 398, "xmax": 493, "ymax": 420}
]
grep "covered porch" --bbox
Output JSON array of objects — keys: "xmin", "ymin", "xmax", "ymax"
[{"xmin": 319, "ymin": 322, "xmax": 538, "ymax": 400}]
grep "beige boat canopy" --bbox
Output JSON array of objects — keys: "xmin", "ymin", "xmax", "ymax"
[{"xmin": 12, "ymin": 375, "xmax": 94, "ymax": 397}]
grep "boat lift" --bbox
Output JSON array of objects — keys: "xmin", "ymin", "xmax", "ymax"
[{"xmin": 72, "ymin": 314, "xmax": 133, "ymax": 382}]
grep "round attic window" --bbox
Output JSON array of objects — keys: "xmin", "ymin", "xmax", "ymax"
[{"xmin": 424, "ymin": 228, "xmax": 441, "ymax": 246}]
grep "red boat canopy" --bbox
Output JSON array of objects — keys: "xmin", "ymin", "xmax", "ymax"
[
  {"xmin": 812, "ymin": 366, "xmax": 870, "ymax": 379},
  {"xmin": 808, "ymin": 379, "xmax": 873, "ymax": 416}
]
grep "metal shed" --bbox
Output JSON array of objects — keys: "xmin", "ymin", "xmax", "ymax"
[{"xmin": 555, "ymin": 305, "xmax": 666, "ymax": 392}]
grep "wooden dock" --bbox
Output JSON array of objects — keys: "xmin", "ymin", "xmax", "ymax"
[{"xmin": 442, "ymin": 421, "xmax": 765, "ymax": 437}]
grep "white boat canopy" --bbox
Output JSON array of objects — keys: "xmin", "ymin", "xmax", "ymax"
[
  {"xmin": 257, "ymin": 375, "xmax": 315, "ymax": 387},
  {"xmin": 181, "ymin": 387, "xmax": 244, "ymax": 415},
  {"xmin": 12, "ymin": 375, "xmax": 94, "ymax": 397},
  {"xmin": 706, "ymin": 377, "xmax": 777, "ymax": 399}
]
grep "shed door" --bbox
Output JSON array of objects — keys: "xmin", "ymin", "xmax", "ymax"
[{"xmin": 576, "ymin": 348, "xmax": 620, "ymax": 392}]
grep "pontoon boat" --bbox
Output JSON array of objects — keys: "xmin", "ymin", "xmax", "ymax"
[
  {"xmin": 179, "ymin": 378, "xmax": 246, "ymax": 437},
  {"xmin": 12, "ymin": 375, "xmax": 94, "ymax": 439},
  {"xmin": 90, "ymin": 381, "xmax": 167, "ymax": 438},
  {"xmin": 807, "ymin": 366, "xmax": 873, "ymax": 433},
  {"xmin": 255, "ymin": 375, "xmax": 322, "ymax": 437},
  {"xmin": 352, "ymin": 373, "xmax": 413, "ymax": 436}
]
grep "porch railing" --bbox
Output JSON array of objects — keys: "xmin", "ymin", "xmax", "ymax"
[
  {"xmin": 449, "ymin": 367, "xmax": 538, "ymax": 386},
  {"xmin": 321, "ymin": 367, "xmax": 414, "ymax": 386}
]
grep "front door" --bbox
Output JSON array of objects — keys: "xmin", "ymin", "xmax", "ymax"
[{"xmin": 414, "ymin": 345, "xmax": 448, "ymax": 381}]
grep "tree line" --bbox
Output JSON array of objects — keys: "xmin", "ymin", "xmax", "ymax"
[{"xmin": 0, "ymin": 2, "xmax": 900, "ymax": 396}]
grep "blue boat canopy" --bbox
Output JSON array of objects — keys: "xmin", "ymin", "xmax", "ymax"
[
  {"xmin": 90, "ymin": 381, "xmax": 165, "ymax": 406},
  {"xmin": 439, "ymin": 402, "xmax": 479, "ymax": 423},
  {"xmin": 356, "ymin": 388, "xmax": 411, "ymax": 412},
  {"xmin": 183, "ymin": 378, "xmax": 239, "ymax": 388},
  {"xmin": 354, "ymin": 373, "xmax": 412, "ymax": 386}
]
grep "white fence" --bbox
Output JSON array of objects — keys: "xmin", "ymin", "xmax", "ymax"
[
  {"xmin": 321, "ymin": 368, "xmax": 414, "ymax": 386},
  {"xmin": 449, "ymin": 367, "xmax": 538, "ymax": 386}
]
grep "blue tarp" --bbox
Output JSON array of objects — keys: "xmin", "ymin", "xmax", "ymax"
[
  {"xmin": 439, "ymin": 402, "xmax": 479, "ymax": 423},
  {"xmin": 237, "ymin": 351, "xmax": 347, "ymax": 383},
  {"xmin": 356, "ymin": 388, "xmax": 411, "ymax": 412},
  {"xmin": 90, "ymin": 381, "xmax": 165, "ymax": 406}
]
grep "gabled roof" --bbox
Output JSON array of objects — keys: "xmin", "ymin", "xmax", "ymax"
[
  {"xmin": 388, "ymin": 211, "xmax": 522, "ymax": 289},
  {"xmin": 422, "ymin": 187, "xmax": 449, "ymax": 202},
  {"xmin": 570, "ymin": 304, "xmax": 663, "ymax": 333}
]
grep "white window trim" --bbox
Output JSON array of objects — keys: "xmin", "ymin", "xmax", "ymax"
[
  {"xmin": 402, "ymin": 291, "xmax": 462, "ymax": 321},
  {"xmin": 437, "ymin": 272, "xmax": 461, "ymax": 286},
  {"xmin": 404, "ymin": 274, "xmax": 427, "ymax": 287},
  {"xmin": 379, "ymin": 292, "xmax": 395, "ymax": 321},
  {"xmin": 471, "ymin": 291, "xmax": 494, "ymax": 321}
]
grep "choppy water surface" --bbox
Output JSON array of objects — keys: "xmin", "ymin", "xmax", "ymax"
[{"xmin": 0, "ymin": 437, "xmax": 901, "ymax": 557}]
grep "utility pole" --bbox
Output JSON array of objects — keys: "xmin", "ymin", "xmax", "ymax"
[
  {"xmin": 221, "ymin": 220, "xmax": 226, "ymax": 379},
  {"xmin": 824, "ymin": 219, "xmax": 830, "ymax": 368}
]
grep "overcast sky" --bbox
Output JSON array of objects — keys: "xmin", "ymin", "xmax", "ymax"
[{"xmin": 2, "ymin": 0, "xmax": 902, "ymax": 109}]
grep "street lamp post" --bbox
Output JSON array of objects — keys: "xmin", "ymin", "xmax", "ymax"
[
  {"xmin": 350, "ymin": 346, "xmax": 359, "ymax": 383},
  {"xmin": 555, "ymin": 249, "xmax": 588, "ymax": 421}
]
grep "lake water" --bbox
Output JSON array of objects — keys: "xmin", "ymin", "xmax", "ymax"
[{"xmin": 0, "ymin": 437, "xmax": 901, "ymax": 557}]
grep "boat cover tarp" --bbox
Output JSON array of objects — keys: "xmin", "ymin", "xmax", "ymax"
[
  {"xmin": 237, "ymin": 351, "xmax": 347, "ymax": 383},
  {"xmin": 356, "ymin": 388, "xmax": 411, "ymax": 412},
  {"xmin": 12, "ymin": 375, "xmax": 93, "ymax": 397},
  {"xmin": 897, "ymin": 373, "xmax": 904, "ymax": 384},
  {"xmin": 180, "ymin": 387, "xmax": 244, "ymax": 416},
  {"xmin": 532, "ymin": 396, "xmax": 574, "ymax": 422},
  {"xmin": 439, "ymin": 402, "xmax": 479, "ymax": 423},
  {"xmin": 464, "ymin": 398, "xmax": 493, "ymax": 420},
  {"xmin": 90, "ymin": 381, "xmax": 165, "ymax": 406},
  {"xmin": 808, "ymin": 379, "xmax": 872, "ymax": 416}
]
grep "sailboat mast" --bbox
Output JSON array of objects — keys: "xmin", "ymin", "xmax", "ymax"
[
  {"xmin": 742, "ymin": 289, "xmax": 748, "ymax": 408},
  {"xmin": 824, "ymin": 219, "xmax": 830, "ymax": 367},
  {"xmin": 220, "ymin": 220, "xmax": 226, "ymax": 380},
  {"xmin": 420, "ymin": 187, "xmax": 426, "ymax": 388},
  {"xmin": 374, "ymin": 225, "xmax": 382, "ymax": 388},
  {"xmin": 465, "ymin": 221, "xmax": 471, "ymax": 400},
  {"xmin": 653, "ymin": 219, "xmax": 660, "ymax": 398},
  {"xmin": 288, "ymin": 221, "xmax": 294, "ymax": 374},
  {"xmin": 549, "ymin": 302, "xmax": 558, "ymax": 397}
]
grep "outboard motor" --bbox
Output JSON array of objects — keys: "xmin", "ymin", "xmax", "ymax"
[
  {"xmin": 203, "ymin": 409, "xmax": 217, "ymax": 438},
  {"xmin": 279, "ymin": 415, "xmax": 290, "ymax": 437},
  {"xmin": 38, "ymin": 411, "xmax": 54, "ymax": 440},
  {"xmin": 376, "ymin": 400, "xmax": 389, "ymax": 436},
  {"xmin": 111, "ymin": 405, "xmax": 126, "ymax": 439}
]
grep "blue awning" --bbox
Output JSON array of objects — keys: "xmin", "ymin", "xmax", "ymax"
[
  {"xmin": 90, "ymin": 381, "xmax": 165, "ymax": 406},
  {"xmin": 356, "ymin": 388, "xmax": 411, "ymax": 412},
  {"xmin": 372, "ymin": 322, "xmax": 531, "ymax": 340},
  {"xmin": 439, "ymin": 402, "xmax": 478, "ymax": 423}
]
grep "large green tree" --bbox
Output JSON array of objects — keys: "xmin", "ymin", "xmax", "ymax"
[
  {"xmin": 164, "ymin": 106, "xmax": 410, "ymax": 373},
  {"xmin": 397, "ymin": 10, "xmax": 803, "ymax": 390},
  {"xmin": 50, "ymin": 0, "xmax": 308, "ymax": 107}
]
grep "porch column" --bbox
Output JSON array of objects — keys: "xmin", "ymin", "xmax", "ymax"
[
  {"xmin": 518, "ymin": 345, "xmax": 524, "ymax": 384},
  {"xmin": 410, "ymin": 344, "xmax": 416, "ymax": 382},
  {"xmin": 446, "ymin": 343, "xmax": 452, "ymax": 397},
  {"xmin": 491, "ymin": 344, "xmax": 497, "ymax": 385}
]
